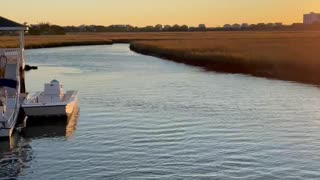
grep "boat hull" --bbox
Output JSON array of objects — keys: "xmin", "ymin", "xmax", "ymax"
[
  {"xmin": 23, "ymin": 99, "xmax": 78, "ymax": 117},
  {"xmin": 0, "ymin": 107, "xmax": 20, "ymax": 139},
  {"xmin": 0, "ymin": 128, "xmax": 13, "ymax": 138}
]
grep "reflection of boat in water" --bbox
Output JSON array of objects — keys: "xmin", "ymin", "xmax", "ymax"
[
  {"xmin": 0, "ymin": 108, "xmax": 79, "ymax": 152},
  {"xmin": 0, "ymin": 132, "xmax": 32, "ymax": 179},
  {"xmin": 23, "ymin": 122, "xmax": 68, "ymax": 139},
  {"xmin": 0, "ymin": 108, "xmax": 79, "ymax": 179},
  {"xmin": 23, "ymin": 107, "xmax": 79, "ymax": 139},
  {"xmin": 0, "ymin": 131, "xmax": 21, "ymax": 153}
]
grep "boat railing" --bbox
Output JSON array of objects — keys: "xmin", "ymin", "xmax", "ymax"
[
  {"xmin": 24, "ymin": 92, "xmax": 42, "ymax": 104},
  {"xmin": 0, "ymin": 107, "xmax": 15, "ymax": 128},
  {"xmin": 0, "ymin": 48, "xmax": 20, "ymax": 57},
  {"xmin": 4, "ymin": 112, "xmax": 15, "ymax": 128},
  {"xmin": 0, "ymin": 48, "xmax": 21, "ymax": 66}
]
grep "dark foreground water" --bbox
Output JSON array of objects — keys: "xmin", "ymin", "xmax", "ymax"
[{"xmin": 1, "ymin": 44, "xmax": 320, "ymax": 179}]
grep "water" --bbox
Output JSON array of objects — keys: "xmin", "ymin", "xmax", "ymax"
[{"xmin": 1, "ymin": 44, "xmax": 320, "ymax": 179}]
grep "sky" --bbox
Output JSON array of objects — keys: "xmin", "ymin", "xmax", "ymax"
[{"xmin": 2, "ymin": 0, "xmax": 320, "ymax": 27}]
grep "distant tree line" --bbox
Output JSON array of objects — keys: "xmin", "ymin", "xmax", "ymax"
[
  {"xmin": 217, "ymin": 22, "xmax": 320, "ymax": 31},
  {"xmin": 28, "ymin": 23, "xmax": 66, "ymax": 35},
  {"xmin": 23, "ymin": 22, "xmax": 320, "ymax": 35},
  {"xmin": 63, "ymin": 24, "xmax": 206, "ymax": 33}
]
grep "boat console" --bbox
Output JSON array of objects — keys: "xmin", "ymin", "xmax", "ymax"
[{"xmin": 43, "ymin": 80, "xmax": 64, "ymax": 103}]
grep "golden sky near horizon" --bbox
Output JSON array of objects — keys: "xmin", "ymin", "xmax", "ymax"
[{"xmin": 2, "ymin": 0, "xmax": 320, "ymax": 26}]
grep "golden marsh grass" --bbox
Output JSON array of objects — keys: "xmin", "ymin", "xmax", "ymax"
[{"xmin": 1, "ymin": 31, "xmax": 320, "ymax": 84}]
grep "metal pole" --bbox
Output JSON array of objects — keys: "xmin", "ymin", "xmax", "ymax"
[{"xmin": 19, "ymin": 30, "xmax": 26, "ymax": 93}]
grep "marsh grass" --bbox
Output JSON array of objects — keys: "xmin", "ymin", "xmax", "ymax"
[
  {"xmin": 0, "ymin": 34, "xmax": 113, "ymax": 48},
  {"xmin": 129, "ymin": 32, "xmax": 320, "ymax": 84},
  {"xmin": 1, "ymin": 31, "xmax": 320, "ymax": 84}
]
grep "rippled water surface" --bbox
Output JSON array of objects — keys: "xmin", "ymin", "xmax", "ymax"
[{"xmin": 1, "ymin": 44, "xmax": 320, "ymax": 179}]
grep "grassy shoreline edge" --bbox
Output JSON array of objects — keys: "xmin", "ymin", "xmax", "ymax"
[
  {"xmin": 2, "ymin": 32, "xmax": 319, "ymax": 86},
  {"xmin": 129, "ymin": 42, "xmax": 320, "ymax": 86},
  {"xmin": 26, "ymin": 40, "xmax": 320, "ymax": 86},
  {"xmin": 25, "ymin": 40, "xmax": 113, "ymax": 49}
]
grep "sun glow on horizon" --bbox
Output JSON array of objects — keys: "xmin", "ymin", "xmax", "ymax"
[{"xmin": 2, "ymin": 0, "xmax": 320, "ymax": 27}]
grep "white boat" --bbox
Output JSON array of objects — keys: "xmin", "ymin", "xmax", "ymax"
[
  {"xmin": 0, "ymin": 17, "xmax": 26, "ymax": 138},
  {"xmin": 0, "ymin": 75, "xmax": 21, "ymax": 138},
  {"xmin": 0, "ymin": 54, "xmax": 22, "ymax": 138},
  {"xmin": 22, "ymin": 80, "xmax": 78, "ymax": 118}
]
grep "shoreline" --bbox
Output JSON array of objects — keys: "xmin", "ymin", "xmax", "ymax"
[
  {"xmin": 1, "ymin": 31, "xmax": 318, "ymax": 86},
  {"xmin": 129, "ymin": 42, "xmax": 320, "ymax": 86},
  {"xmin": 23, "ymin": 40, "xmax": 320, "ymax": 86},
  {"xmin": 24, "ymin": 40, "xmax": 113, "ymax": 49},
  {"xmin": 21, "ymin": 40, "xmax": 320, "ymax": 86}
]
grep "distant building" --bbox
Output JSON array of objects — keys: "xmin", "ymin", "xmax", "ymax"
[{"xmin": 304, "ymin": 12, "xmax": 320, "ymax": 25}]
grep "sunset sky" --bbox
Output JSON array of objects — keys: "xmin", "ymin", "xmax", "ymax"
[{"xmin": 2, "ymin": 0, "xmax": 320, "ymax": 27}]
